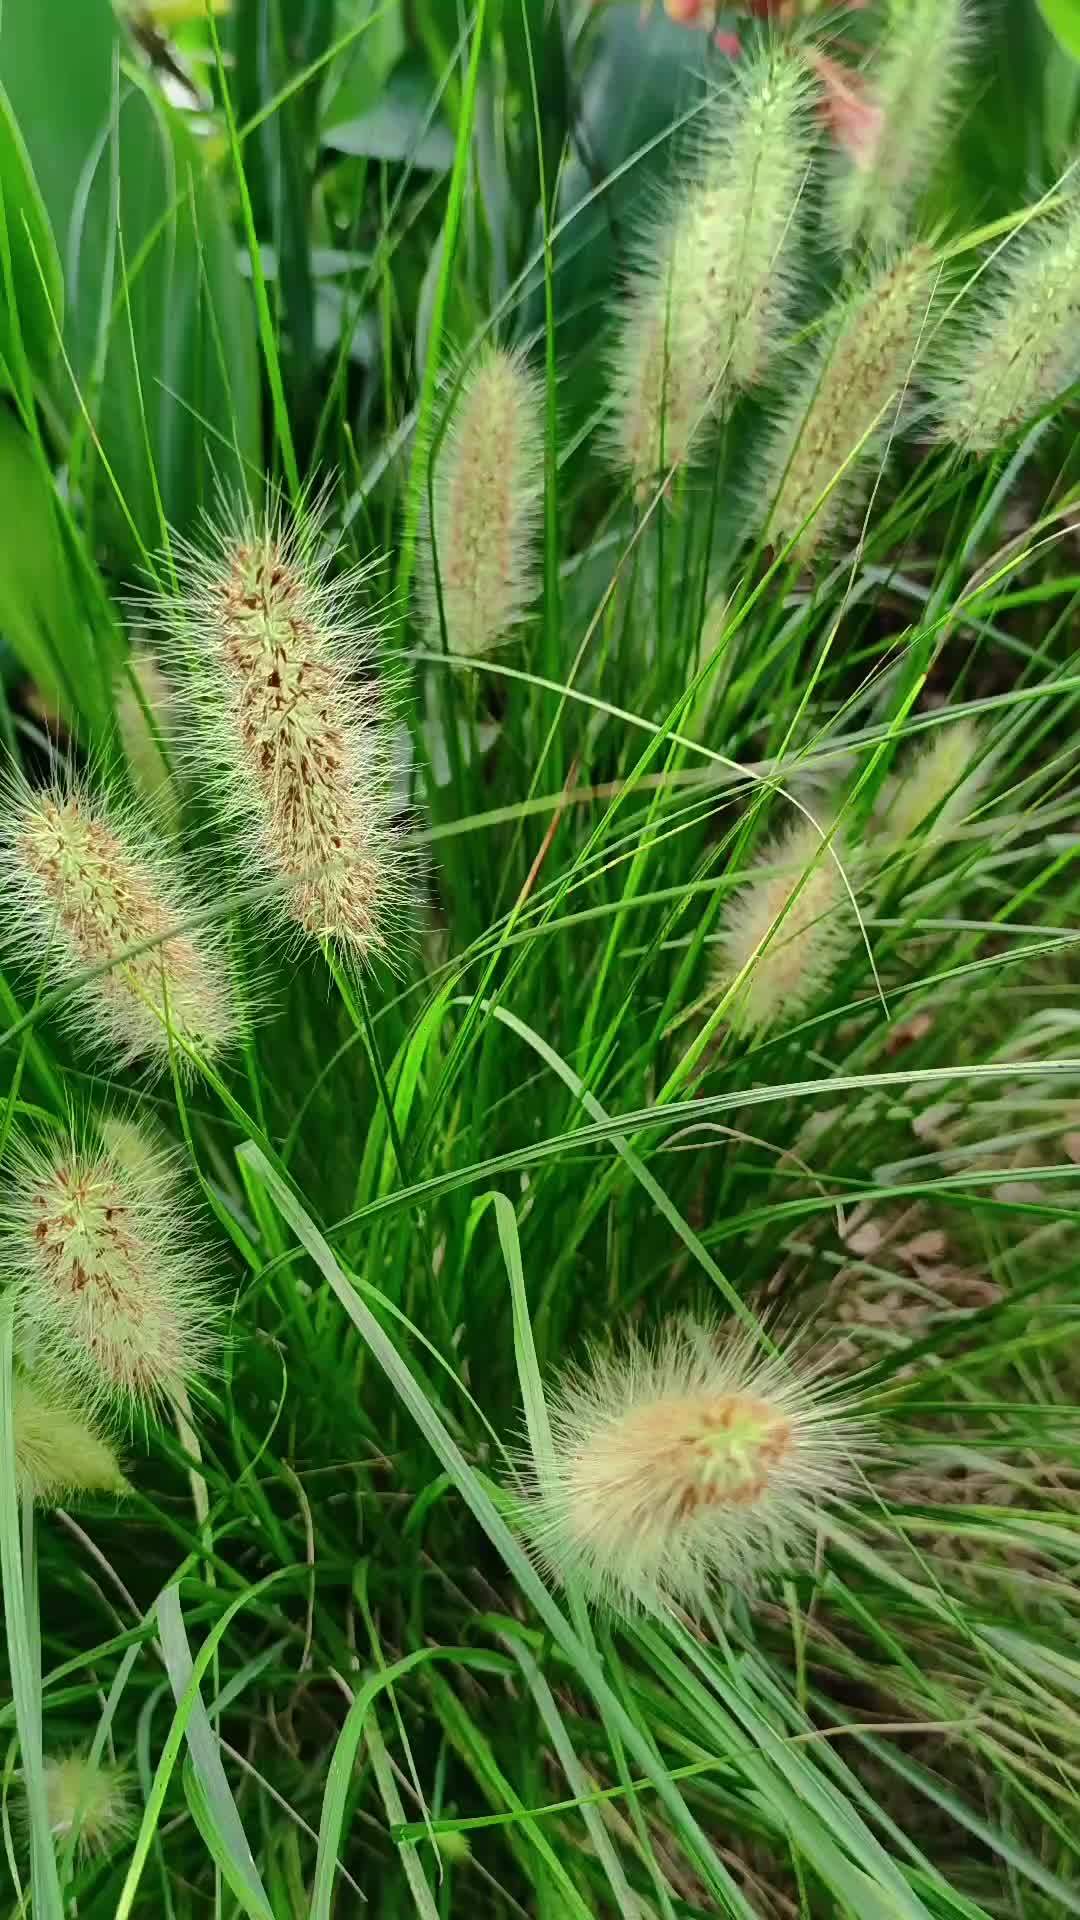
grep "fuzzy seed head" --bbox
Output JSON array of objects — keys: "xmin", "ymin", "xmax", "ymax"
[
  {"xmin": 96, "ymin": 1111, "xmax": 168, "ymax": 1181},
  {"xmin": 116, "ymin": 648, "xmax": 177, "ymax": 827},
  {"xmin": 609, "ymin": 223, "xmax": 721, "ymax": 492},
  {"xmin": 525, "ymin": 1318, "xmax": 867, "ymax": 1614},
  {"xmin": 162, "ymin": 502, "xmax": 409, "ymax": 963},
  {"xmin": 712, "ymin": 45, "xmax": 815, "ymax": 389},
  {"xmin": 0, "ymin": 778, "xmax": 236, "ymax": 1072},
  {"xmin": 43, "ymin": 1752, "xmax": 131, "ymax": 1856},
  {"xmin": 876, "ymin": 718, "xmax": 985, "ymax": 846},
  {"xmin": 608, "ymin": 240, "xmax": 716, "ymax": 492},
  {"xmin": 609, "ymin": 47, "xmax": 812, "ymax": 492},
  {"xmin": 2, "ymin": 1127, "xmax": 216, "ymax": 1413},
  {"xmin": 935, "ymin": 203, "xmax": 1080, "ymax": 451},
  {"xmin": 12, "ymin": 1378, "xmax": 126, "ymax": 1503},
  {"xmin": 423, "ymin": 347, "xmax": 542, "ymax": 657},
  {"xmin": 830, "ymin": 0, "xmax": 970, "ymax": 253},
  {"xmin": 758, "ymin": 246, "xmax": 933, "ymax": 560},
  {"xmin": 712, "ymin": 815, "xmax": 855, "ymax": 1034}
]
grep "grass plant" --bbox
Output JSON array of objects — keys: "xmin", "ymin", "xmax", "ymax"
[{"xmin": 0, "ymin": 2, "xmax": 1079, "ymax": 1915}]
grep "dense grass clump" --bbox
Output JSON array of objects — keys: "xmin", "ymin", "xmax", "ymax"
[{"xmin": 1, "ymin": 2, "xmax": 1080, "ymax": 1916}]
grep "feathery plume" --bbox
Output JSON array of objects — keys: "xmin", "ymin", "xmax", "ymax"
[
  {"xmin": 0, "ymin": 776, "xmax": 237, "ymax": 1071},
  {"xmin": 714, "ymin": 44, "xmax": 814, "ymax": 391},
  {"xmin": 829, "ymin": 0, "xmax": 970, "ymax": 253},
  {"xmin": 43, "ymin": 1752, "xmax": 131, "ymax": 1857},
  {"xmin": 934, "ymin": 201, "xmax": 1080, "ymax": 451},
  {"xmin": 161, "ymin": 499, "xmax": 409, "ymax": 964},
  {"xmin": 608, "ymin": 218, "xmax": 720, "ymax": 493},
  {"xmin": 874, "ymin": 718, "xmax": 986, "ymax": 847},
  {"xmin": 609, "ymin": 44, "xmax": 812, "ymax": 493},
  {"xmin": 116, "ymin": 646, "xmax": 179, "ymax": 829},
  {"xmin": 96, "ymin": 1111, "xmax": 169, "ymax": 1181},
  {"xmin": 524, "ymin": 1316, "xmax": 867, "ymax": 1614},
  {"xmin": 711, "ymin": 815, "xmax": 855, "ymax": 1035},
  {"xmin": 757, "ymin": 245, "xmax": 933, "ymax": 560},
  {"xmin": 12, "ymin": 1377, "xmax": 126, "ymax": 1503},
  {"xmin": 423, "ymin": 347, "xmax": 543, "ymax": 657},
  {"xmin": 2, "ymin": 1124, "xmax": 216, "ymax": 1413}
]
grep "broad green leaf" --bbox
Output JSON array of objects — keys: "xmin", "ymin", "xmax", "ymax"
[
  {"xmin": 309, "ymin": 1647, "xmax": 511, "ymax": 1920},
  {"xmin": 1038, "ymin": 0, "xmax": 1080, "ymax": 60},
  {"xmin": 324, "ymin": 54, "xmax": 455, "ymax": 171},
  {"xmin": 182, "ymin": 1761, "xmax": 273, "ymax": 1920},
  {"xmin": 0, "ymin": 0, "xmax": 117, "ymax": 255},
  {"xmin": 113, "ymin": 1569, "xmax": 293, "ymax": 1920},
  {"xmin": 0, "ymin": 81, "xmax": 63, "ymax": 386},
  {"xmin": 0, "ymin": 408, "xmax": 110, "ymax": 731},
  {"xmin": 0, "ymin": 0, "xmax": 260, "ymax": 563},
  {"xmin": 318, "ymin": 0, "xmax": 404, "ymax": 129}
]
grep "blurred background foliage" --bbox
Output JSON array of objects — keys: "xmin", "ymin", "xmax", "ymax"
[{"xmin": 2, "ymin": 0, "xmax": 1078, "ymax": 685}]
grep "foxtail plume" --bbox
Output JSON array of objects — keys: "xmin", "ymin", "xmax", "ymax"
[
  {"xmin": 829, "ymin": 0, "xmax": 970, "ymax": 253},
  {"xmin": 423, "ymin": 347, "xmax": 543, "ymax": 657},
  {"xmin": 160, "ymin": 499, "xmax": 411, "ymax": 965},
  {"xmin": 0, "ymin": 775, "xmax": 237, "ymax": 1072},
  {"xmin": 3, "ymin": 1122, "xmax": 216, "ymax": 1414},
  {"xmin": 935, "ymin": 200, "xmax": 1080, "ymax": 450},
  {"xmin": 712, "ymin": 815, "xmax": 856, "ymax": 1034},
  {"xmin": 523, "ymin": 1316, "xmax": 868, "ymax": 1615},
  {"xmin": 757, "ymin": 246, "xmax": 934, "ymax": 561},
  {"xmin": 609, "ymin": 45, "xmax": 812, "ymax": 494}
]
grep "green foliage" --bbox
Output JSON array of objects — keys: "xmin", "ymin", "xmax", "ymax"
[
  {"xmin": 0, "ymin": 410, "xmax": 111, "ymax": 735},
  {"xmin": 0, "ymin": 2, "xmax": 1080, "ymax": 1917},
  {"xmin": 0, "ymin": 0, "xmax": 260, "ymax": 563},
  {"xmin": 0, "ymin": 81, "xmax": 63, "ymax": 391},
  {"xmin": 1039, "ymin": 0, "xmax": 1080, "ymax": 61}
]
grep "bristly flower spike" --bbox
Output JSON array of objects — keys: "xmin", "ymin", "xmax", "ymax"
[
  {"xmin": 711, "ymin": 814, "xmax": 856, "ymax": 1035},
  {"xmin": 116, "ymin": 646, "xmax": 179, "ymax": 831},
  {"xmin": 161, "ymin": 497, "xmax": 410, "ymax": 965},
  {"xmin": 0, "ymin": 775, "xmax": 237, "ymax": 1073},
  {"xmin": 524, "ymin": 1316, "xmax": 869, "ymax": 1616},
  {"xmin": 711, "ymin": 43, "xmax": 815, "ymax": 391},
  {"xmin": 829, "ymin": 0, "xmax": 970, "ymax": 253},
  {"xmin": 422, "ymin": 346, "xmax": 543, "ymax": 658},
  {"xmin": 12, "ymin": 1377, "xmax": 126, "ymax": 1503},
  {"xmin": 756, "ymin": 244, "xmax": 934, "ymax": 561},
  {"xmin": 2, "ymin": 1121, "xmax": 216, "ymax": 1415},
  {"xmin": 874, "ymin": 717, "xmax": 987, "ymax": 847},
  {"xmin": 608, "ymin": 222, "xmax": 719, "ymax": 496},
  {"xmin": 934, "ymin": 199, "xmax": 1080, "ymax": 451},
  {"xmin": 42, "ymin": 1752, "xmax": 131, "ymax": 1857},
  {"xmin": 609, "ymin": 43, "xmax": 812, "ymax": 495}
]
